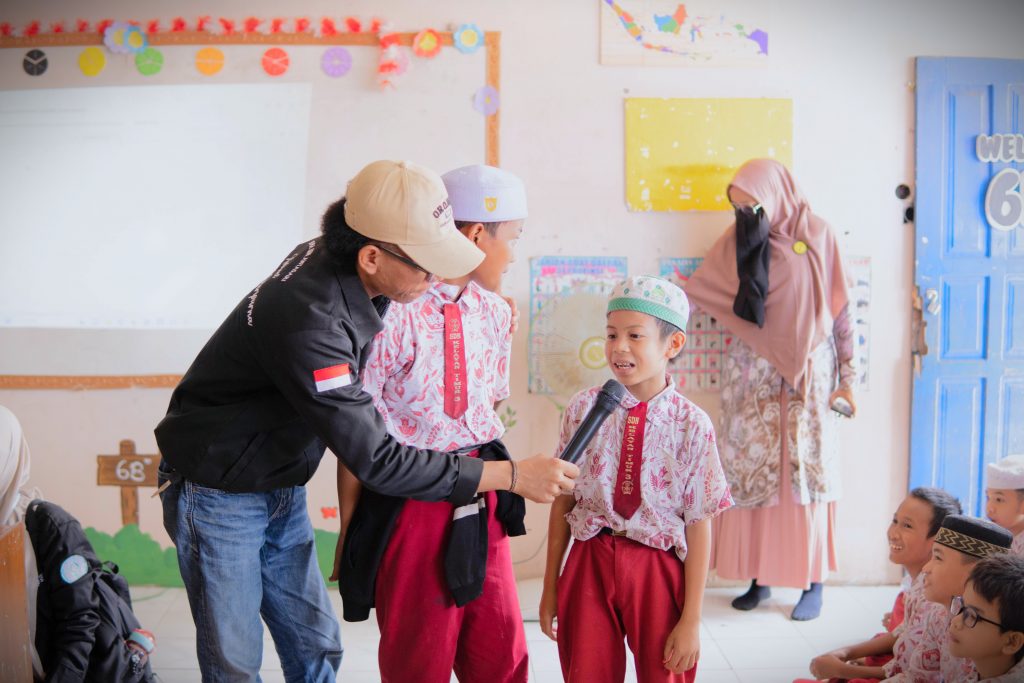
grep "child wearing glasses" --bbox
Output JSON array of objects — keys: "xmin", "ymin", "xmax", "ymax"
[
  {"xmin": 796, "ymin": 487, "xmax": 961, "ymax": 682},
  {"xmin": 333, "ymin": 165, "xmax": 531, "ymax": 682},
  {"xmin": 879, "ymin": 515, "xmax": 1012, "ymax": 682},
  {"xmin": 984, "ymin": 455, "xmax": 1024, "ymax": 556},
  {"xmin": 948, "ymin": 554, "xmax": 1024, "ymax": 681}
]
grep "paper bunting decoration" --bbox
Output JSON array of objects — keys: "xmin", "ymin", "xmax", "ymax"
[
  {"xmin": 78, "ymin": 47, "xmax": 106, "ymax": 76},
  {"xmin": 412, "ymin": 28, "xmax": 442, "ymax": 58},
  {"xmin": 195, "ymin": 47, "xmax": 225, "ymax": 76},
  {"xmin": 262, "ymin": 47, "xmax": 290, "ymax": 76},
  {"xmin": 321, "ymin": 47, "xmax": 352, "ymax": 78},
  {"xmin": 378, "ymin": 33, "xmax": 408, "ymax": 88},
  {"xmin": 453, "ymin": 24, "xmax": 484, "ymax": 54},
  {"xmin": 103, "ymin": 22, "xmax": 147, "ymax": 54},
  {"xmin": 135, "ymin": 47, "xmax": 163, "ymax": 76},
  {"xmin": 473, "ymin": 85, "xmax": 500, "ymax": 116},
  {"xmin": 0, "ymin": 15, "xmax": 388, "ymax": 38}
]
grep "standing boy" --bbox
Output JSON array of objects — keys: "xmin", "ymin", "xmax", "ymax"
[
  {"xmin": 985, "ymin": 455, "xmax": 1024, "ymax": 556},
  {"xmin": 334, "ymin": 165, "xmax": 530, "ymax": 682},
  {"xmin": 881, "ymin": 515, "xmax": 1012, "ymax": 682},
  {"xmin": 540, "ymin": 276, "xmax": 734, "ymax": 682},
  {"xmin": 948, "ymin": 554, "xmax": 1024, "ymax": 681}
]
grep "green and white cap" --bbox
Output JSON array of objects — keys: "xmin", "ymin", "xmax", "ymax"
[{"xmin": 607, "ymin": 275, "xmax": 690, "ymax": 331}]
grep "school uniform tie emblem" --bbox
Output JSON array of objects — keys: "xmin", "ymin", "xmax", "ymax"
[
  {"xmin": 443, "ymin": 303, "xmax": 468, "ymax": 419},
  {"xmin": 613, "ymin": 402, "xmax": 647, "ymax": 519}
]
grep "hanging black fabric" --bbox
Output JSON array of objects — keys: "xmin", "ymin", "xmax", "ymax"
[{"xmin": 732, "ymin": 208, "xmax": 772, "ymax": 327}]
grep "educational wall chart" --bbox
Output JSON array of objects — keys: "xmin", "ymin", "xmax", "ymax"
[
  {"xmin": 659, "ymin": 258, "xmax": 732, "ymax": 391},
  {"xmin": 846, "ymin": 255, "xmax": 872, "ymax": 389},
  {"xmin": 659, "ymin": 255, "xmax": 872, "ymax": 392},
  {"xmin": 529, "ymin": 256, "xmax": 628, "ymax": 396},
  {"xmin": 625, "ymin": 97, "xmax": 792, "ymax": 212},
  {"xmin": 600, "ymin": 0, "xmax": 770, "ymax": 66}
]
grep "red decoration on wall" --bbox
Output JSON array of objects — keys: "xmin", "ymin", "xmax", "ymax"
[
  {"xmin": 195, "ymin": 15, "xmax": 212, "ymax": 32},
  {"xmin": 218, "ymin": 18, "xmax": 235, "ymax": 34},
  {"xmin": 243, "ymin": 16, "xmax": 260, "ymax": 33},
  {"xmin": 24, "ymin": 21, "xmax": 40, "ymax": 37},
  {"xmin": 75, "ymin": 19, "xmax": 90, "ymax": 33},
  {"xmin": 370, "ymin": 18, "xmax": 383, "ymax": 34},
  {"xmin": 295, "ymin": 17, "xmax": 310, "ymax": 33},
  {"xmin": 270, "ymin": 17, "xmax": 286, "ymax": 33},
  {"xmin": 49, "ymin": 22, "xmax": 64, "ymax": 34},
  {"xmin": 171, "ymin": 17, "xmax": 186, "ymax": 32},
  {"xmin": 0, "ymin": 22, "xmax": 12, "ymax": 37},
  {"xmin": 320, "ymin": 18, "xmax": 337, "ymax": 36},
  {"xmin": 146, "ymin": 20, "xmax": 160, "ymax": 34},
  {"xmin": 345, "ymin": 17, "xmax": 362, "ymax": 33},
  {"xmin": 321, "ymin": 507, "xmax": 338, "ymax": 519}
]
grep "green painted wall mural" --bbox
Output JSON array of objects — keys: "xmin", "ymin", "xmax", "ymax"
[{"xmin": 83, "ymin": 525, "xmax": 343, "ymax": 588}]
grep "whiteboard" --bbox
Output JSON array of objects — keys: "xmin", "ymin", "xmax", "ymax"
[
  {"xmin": 0, "ymin": 83, "xmax": 311, "ymax": 329},
  {"xmin": 0, "ymin": 43, "xmax": 487, "ymax": 375}
]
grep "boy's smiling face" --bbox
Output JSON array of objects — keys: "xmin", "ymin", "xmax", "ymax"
[
  {"xmin": 922, "ymin": 543, "xmax": 974, "ymax": 607},
  {"xmin": 985, "ymin": 488, "xmax": 1024, "ymax": 534},
  {"xmin": 605, "ymin": 309, "xmax": 684, "ymax": 402},
  {"xmin": 888, "ymin": 495, "xmax": 936, "ymax": 574}
]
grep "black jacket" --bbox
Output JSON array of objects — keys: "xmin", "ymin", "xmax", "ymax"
[
  {"xmin": 154, "ymin": 237, "xmax": 480, "ymax": 504},
  {"xmin": 338, "ymin": 440, "xmax": 525, "ymax": 621},
  {"xmin": 25, "ymin": 500, "xmax": 156, "ymax": 683}
]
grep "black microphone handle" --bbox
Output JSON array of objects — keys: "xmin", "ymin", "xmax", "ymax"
[
  {"xmin": 559, "ymin": 412, "xmax": 613, "ymax": 465},
  {"xmin": 558, "ymin": 380, "xmax": 627, "ymax": 465}
]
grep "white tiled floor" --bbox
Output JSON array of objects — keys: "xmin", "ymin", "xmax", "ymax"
[{"xmin": 134, "ymin": 580, "xmax": 899, "ymax": 682}]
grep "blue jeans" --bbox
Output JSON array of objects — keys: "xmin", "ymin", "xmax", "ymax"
[{"xmin": 159, "ymin": 463, "xmax": 342, "ymax": 682}]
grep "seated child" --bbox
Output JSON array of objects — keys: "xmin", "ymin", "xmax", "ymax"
[
  {"xmin": 948, "ymin": 553, "xmax": 1024, "ymax": 681},
  {"xmin": 333, "ymin": 164, "xmax": 530, "ymax": 682},
  {"xmin": 880, "ymin": 515, "xmax": 1012, "ymax": 682},
  {"xmin": 539, "ymin": 275, "xmax": 734, "ymax": 683},
  {"xmin": 798, "ymin": 487, "xmax": 961, "ymax": 682},
  {"xmin": 985, "ymin": 455, "xmax": 1024, "ymax": 556}
]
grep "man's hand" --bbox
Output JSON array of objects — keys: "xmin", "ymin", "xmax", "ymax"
[{"xmin": 513, "ymin": 454, "xmax": 579, "ymax": 503}]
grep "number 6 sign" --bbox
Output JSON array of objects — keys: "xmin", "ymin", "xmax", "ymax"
[{"xmin": 984, "ymin": 168, "xmax": 1024, "ymax": 231}]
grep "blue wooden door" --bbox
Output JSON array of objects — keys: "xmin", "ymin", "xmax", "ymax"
[{"xmin": 911, "ymin": 57, "xmax": 1024, "ymax": 515}]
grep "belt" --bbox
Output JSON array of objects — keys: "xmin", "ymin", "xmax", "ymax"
[{"xmin": 598, "ymin": 527, "xmax": 628, "ymax": 537}]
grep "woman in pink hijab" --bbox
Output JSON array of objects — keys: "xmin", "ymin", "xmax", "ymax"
[{"xmin": 686, "ymin": 159, "xmax": 857, "ymax": 621}]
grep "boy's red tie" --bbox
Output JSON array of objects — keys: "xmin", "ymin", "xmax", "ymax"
[
  {"xmin": 443, "ymin": 303, "xmax": 467, "ymax": 419},
  {"xmin": 613, "ymin": 402, "xmax": 646, "ymax": 519}
]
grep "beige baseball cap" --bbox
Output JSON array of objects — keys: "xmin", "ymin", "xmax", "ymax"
[{"xmin": 344, "ymin": 160, "xmax": 485, "ymax": 279}]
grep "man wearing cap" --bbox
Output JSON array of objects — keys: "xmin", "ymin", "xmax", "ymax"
[{"xmin": 154, "ymin": 160, "xmax": 578, "ymax": 682}]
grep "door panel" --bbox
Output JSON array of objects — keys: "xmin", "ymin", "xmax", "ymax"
[{"xmin": 911, "ymin": 57, "xmax": 1024, "ymax": 515}]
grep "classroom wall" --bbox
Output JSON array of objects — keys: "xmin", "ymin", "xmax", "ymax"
[{"xmin": 3, "ymin": 0, "xmax": 1024, "ymax": 586}]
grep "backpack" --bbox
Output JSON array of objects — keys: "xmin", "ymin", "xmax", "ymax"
[{"xmin": 25, "ymin": 500, "xmax": 156, "ymax": 683}]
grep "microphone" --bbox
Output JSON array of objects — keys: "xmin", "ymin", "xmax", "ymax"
[{"xmin": 558, "ymin": 379, "xmax": 627, "ymax": 465}]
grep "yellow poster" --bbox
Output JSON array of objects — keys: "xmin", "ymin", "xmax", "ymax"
[{"xmin": 625, "ymin": 97, "xmax": 792, "ymax": 212}]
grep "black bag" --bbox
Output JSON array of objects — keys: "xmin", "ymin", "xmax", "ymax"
[{"xmin": 25, "ymin": 500, "xmax": 156, "ymax": 683}]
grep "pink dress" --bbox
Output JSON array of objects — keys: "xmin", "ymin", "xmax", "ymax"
[{"xmin": 711, "ymin": 306, "xmax": 855, "ymax": 589}]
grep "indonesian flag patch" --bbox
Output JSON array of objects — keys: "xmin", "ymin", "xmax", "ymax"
[{"xmin": 313, "ymin": 364, "xmax": 352, "ymax": 392}]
